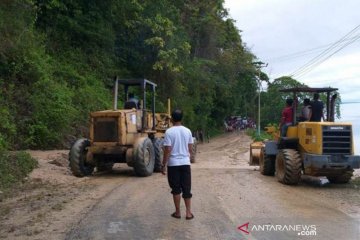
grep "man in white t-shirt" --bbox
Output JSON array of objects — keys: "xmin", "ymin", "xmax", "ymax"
[{"xmin": 162, "ymin": 109, "xmax": 194, "ymax": 220}]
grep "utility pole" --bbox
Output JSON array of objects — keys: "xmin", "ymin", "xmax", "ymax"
[
  {"xmin": 253, "ymin": 62, "xmax": 268, "ymax": 136},
  {"xmin": 257, "ymin": 69, "xmax": 261, "ymax": 136}
]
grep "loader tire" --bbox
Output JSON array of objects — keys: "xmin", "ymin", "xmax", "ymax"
[
  {"xmin": 133, "ymin": 138, "xmax": 155, "ymax": 177},
  {"xmin": 69, "ymin": 138, "xmax": 94, "ymax": 177},
  {"xmin": 153, "ymin": 138, "xmax": 164, "ymax": 172},
  {"xmin": 275, "ymin": 149, "xmax": 302, "ymax": 185},
  {"xmin": 327, "ymin": 170, "xmax": 353, "ymax": 184},
  {"xmin": 259, "ymin": 147, "xmax": 275, "ymax": 176}
]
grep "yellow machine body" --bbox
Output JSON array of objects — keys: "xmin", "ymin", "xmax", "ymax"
[{"xmin": 288, "ymin": 122, "xmax": 354, "ymax": 155}]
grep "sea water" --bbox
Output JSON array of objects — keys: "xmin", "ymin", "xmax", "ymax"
[{"xmin": 339, "ymin": 103, "xmax": 360, "ymax": 155}]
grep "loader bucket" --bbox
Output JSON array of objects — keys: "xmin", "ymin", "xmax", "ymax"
[{"xmin": 249, "ymin": 141, "xmax": 264, "ymax": 166}]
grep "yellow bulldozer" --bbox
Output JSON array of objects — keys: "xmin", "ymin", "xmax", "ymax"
[
  {"xmin": 69, "ymin": 78, "xmax": 195, "ymax": 177},
  {"xmin": 250, "ymin": 87, "xmax": 360, "ymax": 185}
]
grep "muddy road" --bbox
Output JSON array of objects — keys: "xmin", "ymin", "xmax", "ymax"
[{"xmin": 1, "ymin": 132, "xmax": 359, "ymax": 239}]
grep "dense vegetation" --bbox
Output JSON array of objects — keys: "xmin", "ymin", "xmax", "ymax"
[
  {"xmin": 0, "ymin": 1, "xmax": 343, "ymax": 190},
  {"xmin": 1, "ymin": 0, "xmax": 341, "ymax": 151},
  {"xmin": 0, "ymin": 150, "xmax": 37, "ymax": 191},
  {"xmin": 0, "ymin": 0, "xmax": 264, "ymax": 150}
]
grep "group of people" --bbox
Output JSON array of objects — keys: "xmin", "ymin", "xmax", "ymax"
[
  {"xmin": 224, "ymin": 116, "xmax": 256, "ymax": 132},
  {"xmin": 280, "ymin": 93, "xmax": 324, "ymax": 136}
]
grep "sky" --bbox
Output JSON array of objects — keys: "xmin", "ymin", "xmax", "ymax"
[{"xmin": 224, "ymin": 0, "xmax": 360, "ymax": 103}]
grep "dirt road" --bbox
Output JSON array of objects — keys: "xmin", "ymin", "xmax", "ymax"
[{"xmin": 1, "ymin": 132, "xmax": 359, "ymax": 239}]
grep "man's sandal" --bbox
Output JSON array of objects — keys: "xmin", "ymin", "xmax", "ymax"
[
  {"xmin": 186, "ymin": 213, "xmax": 194, "ymax": 220},
  {"xmin": 171, "ymin": 212, "xmax": 181, "ymax": 219}
]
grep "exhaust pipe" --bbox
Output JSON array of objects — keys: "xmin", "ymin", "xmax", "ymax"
[
  {"xmin": 113, "ymin": 76, "xmax": 118, "ymax": 110},
  {"xmin": 330, "ymin": 94, "xmax": 337, "ymax": 122},
  {"xmin": 167, "ymin": 97, "xmax": 171, "ymax": 115}
]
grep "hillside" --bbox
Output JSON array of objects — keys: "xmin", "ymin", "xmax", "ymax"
[{"xmin": 0, "ymin": 0, "xmax": 260, "ymax": 150}]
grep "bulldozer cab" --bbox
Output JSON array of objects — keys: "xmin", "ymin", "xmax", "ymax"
[
  {"xmin": 264, "ymin": 87, "xmax": 339, "ymax": 142},
  {"xmin": 279, "ymin": 87, "xmax": 339, "ymax": 125},
  {"xmin": 115, "ymin": 78, "xmax": 171, "ymax": 134},
  {"xmin": 114, "ymin": 78, "xmax": 158, "ymax": 132}
]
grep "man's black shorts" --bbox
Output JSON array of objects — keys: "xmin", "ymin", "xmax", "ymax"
[{"xmin": 167, "ymin": 165, "xmax": 192, "ymax": 198}]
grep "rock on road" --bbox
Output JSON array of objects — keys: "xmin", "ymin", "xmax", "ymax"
[{"xmin": 65, "ymin": 132, "xmax": 360, "ymax": 240}]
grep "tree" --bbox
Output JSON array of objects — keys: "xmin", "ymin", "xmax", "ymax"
[
  {"xmin": 0, "ymin": 0, "xmax": 261, "ymax": 149},
  {"xmin": 260, "ymin": 76, "xmax": 341, "ymax": 127},
  {"xmin": 261, "ymin": 76, "xmax": 306, "ymax": 126}
]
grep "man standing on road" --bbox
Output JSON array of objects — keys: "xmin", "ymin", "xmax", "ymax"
[{"xmin": 161, "ymin": 109, "xmax": 194, "ymax": 220}]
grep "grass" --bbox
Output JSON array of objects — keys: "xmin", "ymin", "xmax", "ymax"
[
  {"xmin": 208, "ymin": 128, "xmax": 224, "ymax": 138},
  {"xmin": 0, "ymin": 150, "xmax": 38, "ymax": 193},
  {"xmin": 246, "ymin": 128, "xmax": 273, "ymax": 141}
]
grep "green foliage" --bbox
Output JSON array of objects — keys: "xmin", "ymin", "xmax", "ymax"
[
  {"xmin": 261, "ymin": 76, "xmax": 306, "ymax": 127},
  {"xmin": 26, "ymin": 79, "xmax": 77, "ymax": 148},
  {"xmin": 0, "ymin": 91, "xmax": 16, "ymax": 149},
  {"xmin": 260, "ymin": 76, "xmax": 342, "ymax": 126},
  {"xmin": 0, "ymin": 0, "xmax": 114, "ymax": 149},
  {"xmin": 207, "ymin": 128, "xmax": 224, "ymax": 139},
  {"xmin": 0, "ymin": 151, "xmax": 38, "ymax": 191},
  {"xmin": 246, "ymin": 128, "xmax": 273, "ymax": 142},
  {"xmin": 266, "ymin": 123, "xmax": 280, "ymax": 131},
  {"xmin": 0, "ymin": 0, "xmax": 261, "ymax": 150}
]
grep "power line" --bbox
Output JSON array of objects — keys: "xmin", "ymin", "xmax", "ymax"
[
  {"xmin": 290, "ymin": 24, "xmax": 360, "ymax": 78},
  {"xmin": 292, "ymin": 38, "xmax": 360, "ymax": 78},
  {"xmin": 308, "ymin": 75, "xmax": 360, "ymax": 85},
  {"xmin": 265, "ymin": 45, "xmax": 328, "ymax": 62},
  {"xmin": 294, "ymin": 34, "xmax": 360, "ymax": 78},
  {"xmin": 291, "ymin": 24, "xmax": 360, "ymax": 76},
  {"xmin": 265, "ymin": 35, "xmax": 360, "ymax": 63},
  {"xmin": 295, "ymin": 34, "xmax": 360, "ymax": 79}
]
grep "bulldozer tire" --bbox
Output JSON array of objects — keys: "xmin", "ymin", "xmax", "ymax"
[
  {"xmin": 153, "ymin": 138, "xmax": 164, "ymax": 172},
  {"xmin": 69, "ymin": 138, "xmax": 94, "ymax": 177},
  {"xmin": 275, "ymin": 149, "xmax": 302, "ymax": 185},
  {"xmin": 327, "ymin": 170, "xmax": 354, "ymax": 184},
  {"xmin": 190, "ymin": 137, "xmax": 197, "ymax": 163},
  {"xmin": 259, "ymin": 147, "xmax": 275, "ymax": 176},
  {"xmin": 133, "ymin": 138, "xmax": 155, "ymax": 177}
]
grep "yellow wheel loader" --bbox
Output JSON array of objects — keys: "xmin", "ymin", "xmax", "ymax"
[
  {"xmin": 69, "ymin": 78, "xmax": 179, "ymax": 177},
  {"xmin": 250, "ymin": 87, "xmax": 360, "ymax": 185}
]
